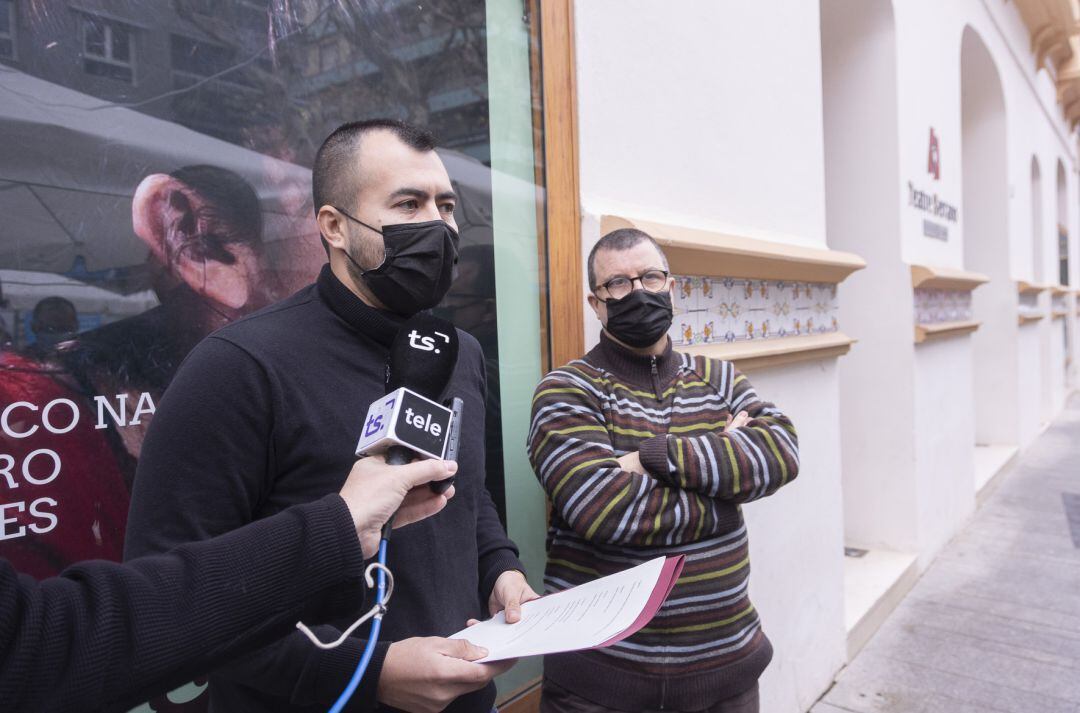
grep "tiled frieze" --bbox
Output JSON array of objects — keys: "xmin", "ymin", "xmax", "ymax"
[
  {"xmin": 1018, "ymin": 291, "xmax": 1042, "ymax": 319},
  {"xmin": 913, "ymin": 288, "xmax": 973, "ymax": 324},
  {"xmin": 670, "ymin": 276, "xmax": 838, "ymax": 347}
]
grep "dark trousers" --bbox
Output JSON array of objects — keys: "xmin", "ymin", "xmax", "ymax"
[{"xmin": 540, "ymin": 678, "xmax": 760, "ymax": 713}]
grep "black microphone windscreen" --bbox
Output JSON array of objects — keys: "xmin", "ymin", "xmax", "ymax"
[{"xmin": 386, "ymin": 314, "xmax": 460, "ymax": 400}]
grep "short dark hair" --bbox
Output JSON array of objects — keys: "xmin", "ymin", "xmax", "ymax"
[
  {"xmin": 587, "ymin": 228, "xmax": 669, "ymax": 291},
  {"xmin": 312, "ymin": 119, "xmax": 438, "ymax": 215},
  {"xmin": 32, "ymin": 296, "xmax": 78, "ymax": 334}
]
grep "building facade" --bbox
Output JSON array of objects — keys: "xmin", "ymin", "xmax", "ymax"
[{"xmin": 566, "ymin": 2, "xmax": 1079, "ymax": 711}]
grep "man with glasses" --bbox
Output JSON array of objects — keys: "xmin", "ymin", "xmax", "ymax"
[{"xmin": 527, "ymin": 228, "xmax": 800, "ymax": 713}]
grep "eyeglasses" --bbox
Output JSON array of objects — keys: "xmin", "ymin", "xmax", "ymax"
[{"xmin": 594, "ymin": 270, "xmax": 670, "ymax": 301}]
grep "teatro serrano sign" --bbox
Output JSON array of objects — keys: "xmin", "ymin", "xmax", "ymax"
[{"xmin": 909, "ymin": 127, "xmax": 958, "ymax": 241}]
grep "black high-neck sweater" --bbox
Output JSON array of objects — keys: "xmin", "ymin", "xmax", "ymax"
[{"xmin": 125, "ymin": 265, "xmax": 523, "ymax": 712}]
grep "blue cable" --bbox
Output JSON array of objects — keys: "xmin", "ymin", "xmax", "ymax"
[{"xmin": 328, "ymin": 538, "xmax": 389, "ymax": 713}]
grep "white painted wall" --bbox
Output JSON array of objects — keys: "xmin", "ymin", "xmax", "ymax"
[
  {"xmin": 1017, "ymin": 326, "xmax": 1042, "ymax": 449},
  {"xmin": 744, "ymin": 360, "xmax": 846, "ymax": 713},
  {"xmin": 893, "ymin": 2, "xmax": 965, "ymax": 269},
  {"xmin": 1050, "ymin": 316, "xmax": 1068, "ymax": 409},
  {"xmin": 1032, "ymin": 158, "xmax": 1044, "ymax": 283},
  {"xmin": 894, "ymin": 0, "xmax": 1077, "ymax": 451},
  {"xmin": 912, "ymin": 337, "xmax": 977, "ymax": 563},
  {"xmin": 1070, "ymin": 299, "xmax": 1080, "ymax": 390},
  {"xmin": 574, "ymin": 0, "xmax": 827, "ymax": 248},
  {"xmin": 1042, "ymin": 311, "xmax": 1057, "ymax": 422},
  {"xmin": 961, "ymin": 25, "xmax": 1020, "ymax": 450},
  {"xmin": 573, "ymin": 2, "xmax": 845, "ymax": 711},
  {"xmin": 821, "ymin": 0, "xmax": 919, "ymax": 554},
  {"xmin": 981, "ymin": 2, "xmax": 1075, "ymax": 424}
]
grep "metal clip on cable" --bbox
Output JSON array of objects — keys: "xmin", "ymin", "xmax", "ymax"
[{"xmin": 295, "ymin": 561, "xmax": 395, "ymax": 650}]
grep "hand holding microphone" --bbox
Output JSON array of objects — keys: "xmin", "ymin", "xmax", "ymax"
[
  {"xmin": 297, "ymin": 315, "xmax": 464, "ymax": 679},
  {"xmin": 356, "ymin": 314, "xmax": 463, "ymax": 496},
  {"xmin": 330, "ymin": 313, "xmax": 515, "ymax": 713},
  {"xmin": 338, "ymin": 456, "xmax": 457, "ymax": 558}
]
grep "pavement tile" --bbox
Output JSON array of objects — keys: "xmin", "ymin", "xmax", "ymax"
[
  {"xmin": 812, "ymin": 397, "xmax": 1080, "ymax": 712},
  {"xmin": 825, "ymin": 653, "xmax": 1077, "ymax": 713},
  {"xmin": 807, "ymin": 704, "xmax": 859, "ymax": 713},
  {"xmin": 919, "ymin": 694, "xmax": 1016, "ymax": 713},
  {"xmin": 889, "ymin": 598, "xmax": 1080, "ymax": 665},
  {"xmin": 822, "ymin": 671, "xmax": 932, "ymax": 713}
]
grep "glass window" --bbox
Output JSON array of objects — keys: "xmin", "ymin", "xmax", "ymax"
[
  {"xmin": 83, "ymin": 18, "xmax": 106, "ymax": 56},
  {"xmin": 0, "ymin": 0, "xmax": 14, "ymax": 60},
  {"xmin": 171, "ymin": 35, "xmax": 235, "ymax": 78},
  {"xmin": 318, "ymin": 38, "xmax": 339, "ymax": 71},
  {"xmin": 1, "ymin": 0, "xmax": 551, "ymax": 707},
  {"xmin": 81, "ymin": 15, "xmax": 135, "ymax": 83},
  {"xmin": 111, "ymin": 26, "xmax": 131, "ymax": 62}
]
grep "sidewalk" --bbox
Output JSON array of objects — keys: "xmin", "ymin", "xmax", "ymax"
[{"xmin": 811, "ymin": 394, "xmax": 1080, "ymax": 713}]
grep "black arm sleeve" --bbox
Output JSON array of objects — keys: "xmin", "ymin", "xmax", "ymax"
[
  {"xmin": 123, "ymin": 336, "xmax": 385, "ymax": 710},
  {"xmin": 0, "ymin": 495, "xmax": 366, "ymax": 713},
  {"xmin": 124, "ymin": 336, "xmax": 274, "ymax": 559}
]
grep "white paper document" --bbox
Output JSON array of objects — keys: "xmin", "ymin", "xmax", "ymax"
[{"xmin": 449, "ymin": 555, "xmax": 684, "ymax": 663}]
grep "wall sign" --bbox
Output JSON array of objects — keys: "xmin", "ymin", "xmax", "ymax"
[{"xmin": 908, "ymin": 127, "xmax": 958, "ymax": 241}]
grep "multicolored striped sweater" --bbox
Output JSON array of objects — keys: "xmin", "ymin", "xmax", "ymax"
[{"xmin": 527, "ymin": 333, "xmax": 799, "ymax": 710}]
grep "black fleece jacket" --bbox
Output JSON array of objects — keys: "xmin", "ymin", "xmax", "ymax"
[{"xmin": 124, "ymin": 265, "xmax": 523, "ymax": 712}]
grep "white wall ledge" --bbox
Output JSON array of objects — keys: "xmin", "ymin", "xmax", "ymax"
[
  {"xmin": 910, "ymin": 264, "xmax": 989, "ymax": 291},
  {"xmin": 914, "ymin": 320, "xmax": 981, "ymax": 344},
  {"xmin": 1017, "ymin": 280, "xmax": 1052, "ymax": 295},
  {"xmin": 678, "ymin": 332, "xmax": 855, "ymax": 371},
  {"xmin": 601, "ymin": 215, "xmax": 866, "ymax": 284}
]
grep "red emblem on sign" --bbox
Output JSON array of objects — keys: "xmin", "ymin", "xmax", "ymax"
[{"xmin": 927, "ymin": 127, "xmax": 940, "ymax": 180}]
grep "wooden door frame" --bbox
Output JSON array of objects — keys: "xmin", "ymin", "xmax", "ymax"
[{"xmin": 539, "ymin": 0, "xmax": 584, "ymax": 369}]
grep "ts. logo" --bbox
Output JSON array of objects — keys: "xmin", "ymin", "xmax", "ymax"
[
  {"xmin": 363, "ymin": 413, "xmax": 383, "ymax": 437},
  {"xmin": 363, "ymin": 397, "xmax": 394, "ymax": 437},
  {"xmin": 408, "ymin": 329, "xmax": 451, "ymax": 354}
]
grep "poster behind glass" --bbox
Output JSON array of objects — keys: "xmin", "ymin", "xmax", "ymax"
[{"xmin": 0, "ymin": 1, "xmax": 507, "ymax": 709}]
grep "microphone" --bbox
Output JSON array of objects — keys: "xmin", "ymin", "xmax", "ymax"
[
  {"xmin": 355, "ymin": 314, "xmax": 461, "ymax": 494},
  {"xmin": 385, "ymin": 313, "xmax": 459, "ymax": 399}
]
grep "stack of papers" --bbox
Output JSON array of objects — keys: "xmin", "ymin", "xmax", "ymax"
[{"xmin": 450, "ymin": 556, "xmax": 685, "ymax": 663}]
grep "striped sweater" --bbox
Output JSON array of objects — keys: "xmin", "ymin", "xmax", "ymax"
[{"xmin": 527, "ymin": 333, "xmax": 799, "ymax": 710}]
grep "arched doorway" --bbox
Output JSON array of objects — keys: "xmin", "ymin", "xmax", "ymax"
[
  {"xmin": 821, "ymin": 0, "xmax": 915, "ymax": 659},
  {"xmin": 961, "ymin": 28, "xmax": 1021, "ymax": 450},
  {"xmin": 1033, "ymin": 156, "xmax": 1054, "ymax": 424},
  {"xmin": 1032, "ymin": 157, "xmax": 1043, "ymax": 283},
  {"xmin": 1052, "ymin": 160, "xmax": 1070, "ymax": 409},
  {"xmin": 1058, "ymin": 161, "xmax": 1069, "ymax": 285}
]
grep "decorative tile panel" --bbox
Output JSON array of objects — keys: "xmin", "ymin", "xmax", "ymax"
[
  {"xmin": 913, "ymin": 288, "xmax": 973, "ymax": 324},
  {"xmin": 1018, "ymin": 291, "xmax": 1042, "ymax": 318},
  {"xmin": 670, "ymin": 276, "xmax": 839, "ymax": 347}
]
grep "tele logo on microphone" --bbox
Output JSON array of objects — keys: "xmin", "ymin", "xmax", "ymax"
[{"xmin": 356, "ymin": 388, "xmax": 453, "ymax": 460}]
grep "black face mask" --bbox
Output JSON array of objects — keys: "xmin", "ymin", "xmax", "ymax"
[
  {"xmin": 603, "ymin": 289, "xmax": 674, "ymax": 348},
  {"xmin": 335, "ymin": 208, "xmax": 460, "ymax": 315}
]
